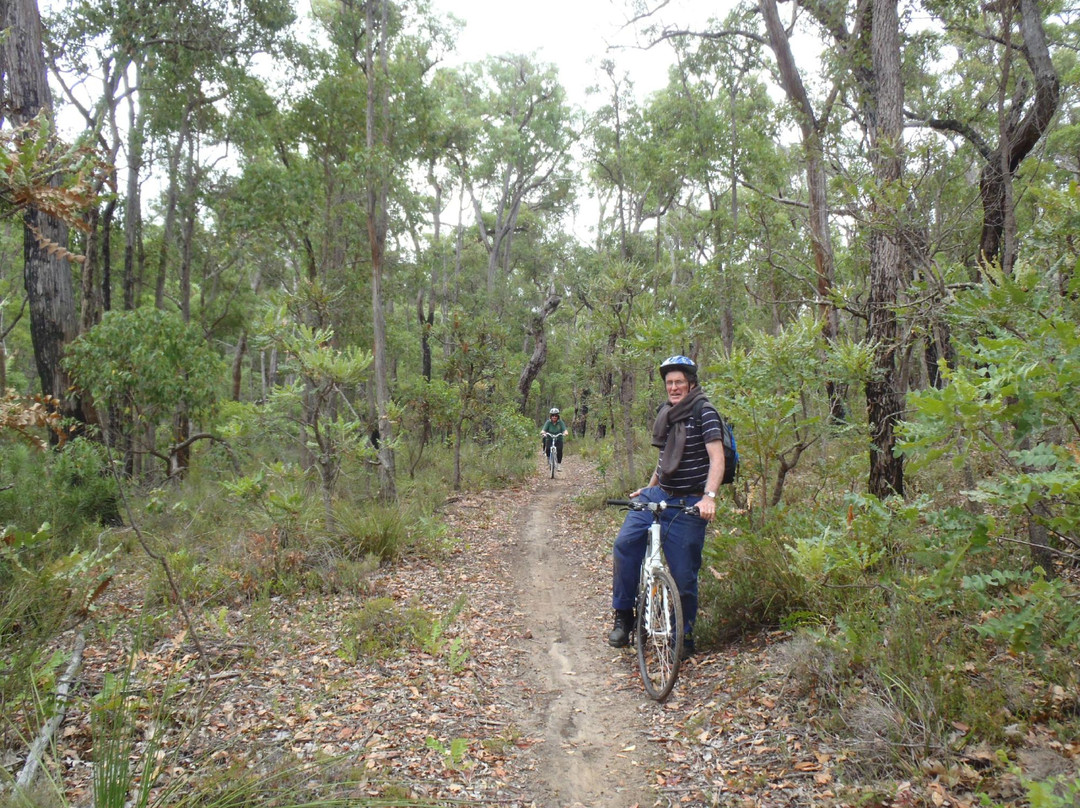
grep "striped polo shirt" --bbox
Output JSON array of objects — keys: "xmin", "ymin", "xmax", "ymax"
[{"xmin": 656, "ymin": 402, "xmax": 723, "ymax": 495}]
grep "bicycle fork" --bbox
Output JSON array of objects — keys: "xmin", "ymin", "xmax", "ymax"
[{"xmin": 640, "ymin": 526, "xmax": 675, "ymax": 641}]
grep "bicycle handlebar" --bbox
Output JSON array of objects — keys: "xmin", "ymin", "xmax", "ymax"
[{"xmin": 606, "ymin": 498, "xmax": 700, "ymax": 515}]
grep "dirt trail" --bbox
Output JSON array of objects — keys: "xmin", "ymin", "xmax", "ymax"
[{"xmin": 499, "ymin": 455, "xmax": 664, "ymax": 808}]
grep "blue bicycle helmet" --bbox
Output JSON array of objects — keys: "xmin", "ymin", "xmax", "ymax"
[{"xmin": 659, "ymin": 355, "xmax": 697, "ymax": 381}]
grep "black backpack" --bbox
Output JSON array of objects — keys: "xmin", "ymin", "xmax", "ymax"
[{"xmin": 692, "ymin": 397, "xmax": 739, "ymax": 485}]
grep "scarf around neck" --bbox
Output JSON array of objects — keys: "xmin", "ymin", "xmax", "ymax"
[{"xmin": 651, "ymin": 384, "xmax": 705, "ymax": 476}]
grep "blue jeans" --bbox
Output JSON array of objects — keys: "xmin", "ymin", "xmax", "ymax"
[{"xmin": 611, "ymin": 486, "xmax": 707, "ymax": 635}]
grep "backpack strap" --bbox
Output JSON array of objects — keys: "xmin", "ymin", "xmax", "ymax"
[
  {"xmin": 691, "ymin": 396, "xmax": 719, "ymax": 440},
  {"xmin": 693, "ymin": 395, "xmax": 734, "ymax": 451}
]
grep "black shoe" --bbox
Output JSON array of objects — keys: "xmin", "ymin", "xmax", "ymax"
[
  {"xmin": 608, "ymin": 609, "xmax": 634, "ymax": 647},
  {"xmin": 680, "ymin": 635, "xmax": 696, "ymax": 660}
]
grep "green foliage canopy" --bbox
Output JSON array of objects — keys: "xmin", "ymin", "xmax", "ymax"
[{"xmin": 64, "ymin": 308, "xmax": 224, "ymax": 426}]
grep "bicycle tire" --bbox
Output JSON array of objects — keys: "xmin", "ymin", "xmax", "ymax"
[
  {"xmin": 635, "ymin": 567, "xmax": 683, "ymax": 701},
  {"xmin": 549, "ymin": 445, "xmax": 556, "ymax": 478}
]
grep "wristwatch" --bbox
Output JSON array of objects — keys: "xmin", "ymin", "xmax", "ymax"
[{"xmin": 703, "ymin": 491, "xmax": 716, "ymax": 499}]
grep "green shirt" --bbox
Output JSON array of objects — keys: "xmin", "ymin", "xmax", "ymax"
[{"xmin": 542, "ymin": 418, "xmax": 568, "ymax": 437}]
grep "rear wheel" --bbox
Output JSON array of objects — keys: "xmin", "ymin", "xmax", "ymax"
[{"xmin": 635, "ymin": 568, "xmax": 683, "ymax": 701}]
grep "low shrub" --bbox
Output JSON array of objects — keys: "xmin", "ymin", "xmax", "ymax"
[
  {"xmin": 697, "ymin": 505, "xmax": 813, "ymax": 643},
  {"xmin": 331, "ymin": 501, "xmax": 412, "ymax": 563},
  {"xmin": 340, "ymin": 594, "xmax": 468, "ymax": 668}
]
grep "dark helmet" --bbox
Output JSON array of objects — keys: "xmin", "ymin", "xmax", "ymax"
[
  {"xmin": 549, "ymin": 407, "xmax": 560, "ymax": 415},
  {"xmin": 659, "ymin": 355, "xmax": 697, "ymax": 382}
]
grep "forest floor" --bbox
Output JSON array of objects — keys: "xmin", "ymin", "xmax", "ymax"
[{"xmin": 21, "ymin": 453, "xmax": 1073, "ymax": 807}]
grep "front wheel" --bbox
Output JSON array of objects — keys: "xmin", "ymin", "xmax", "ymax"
[
  {"xmin": 549, "ymin": 446, "xmax": 557, "ymax": 478},
  {"xmin": 635, "ymin": 567, "xmax": 683, "ymax": 701}
]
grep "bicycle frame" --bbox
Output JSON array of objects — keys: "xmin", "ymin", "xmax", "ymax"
[
  {"xmin": 640, "ymin": 516, "xmax": 676, "ymax": 640},
  {"xmin": 541, "ymin": 432, "xmax": 560, "ymax": 478},
  {"xmin": 608, "ymin": 498, "xmax": 695, "ymax": 700},
  {"xmin": 642, "ymin": 514, "xmax": 665, "ymax": 582}
]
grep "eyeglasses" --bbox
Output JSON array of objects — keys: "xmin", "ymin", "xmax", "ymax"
[{"xmin": 665, "ymin": 379, "xmax": 689, "ymax": 389}]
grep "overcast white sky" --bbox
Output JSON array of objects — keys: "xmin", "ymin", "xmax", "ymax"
[
  {"xmin": 414, "ymin": 0, "xmax": 731, "ymax": 239},
  {"xmin": 431, "ymin": 0, "xmax": 725, "ymax": 107}
]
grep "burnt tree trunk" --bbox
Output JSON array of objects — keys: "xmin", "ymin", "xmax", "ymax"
[
  {"xmin": 926, "ymin": 0, "xmax": 1059, "ymax": 274},
  {"xmin": 1, "ymin": 0, "xmax": 85, "ymax": 425}
]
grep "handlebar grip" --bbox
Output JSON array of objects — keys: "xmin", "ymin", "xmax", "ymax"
[{"xmin": 606, "ymin": 498, "xmax": 633, "ymax": 506}]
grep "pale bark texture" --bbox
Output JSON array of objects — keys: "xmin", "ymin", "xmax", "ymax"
[
  {"xmin": 365, "ymin": 0, "xmax": 397, "ymax": 501},
  {"xmin": 760, "ymin": 0, "xmax": 846, "ymax": 422},
  {"xmin": 122, "ymin": 62, "xmax": 143, "ymax": 310}
]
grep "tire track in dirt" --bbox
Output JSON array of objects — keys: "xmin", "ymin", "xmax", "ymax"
[{"xmin": 502, "ymin": 456, "xmax": 662, "ymax": 808}]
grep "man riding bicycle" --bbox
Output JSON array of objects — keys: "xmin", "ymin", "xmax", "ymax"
[
  {"xmin": 608, "ymin": 355, "xmax": 725, "ymax": 658},
  {"xmin": 541, "ymin": 407, "xmax": 569, "ymax": 470}
]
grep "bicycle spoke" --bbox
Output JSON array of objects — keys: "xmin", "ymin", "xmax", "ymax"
[{"xmin": 636, "ymin": 568, "xmax": 682, "ymax": 701}]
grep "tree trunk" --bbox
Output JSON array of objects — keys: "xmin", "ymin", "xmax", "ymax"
[
  {"xmin": 231, "ymin": 331, "xmax": 247, "ymax": 401},
  {"xmin": 366, "ymin": 0, "xmax": 396, "ymax": 501},
  {"xmin": 619, "ymin": 368, "xmax": 636, "ymax": 482},
  {"xmin": 81, "ymin": 205, "xmax": 102, "ymax": 333},
  {"xmin": 417, "ymin": 290, "xmax": 433, "ymax": 381},
  {"xmin": 979, "ymin": 0, "xmax": 1059, "ymax": 273},
  {"xmin": 155, "ymin": 107, "xmax": 191, "ymax": 310},
  {"xmin": 760, "ymin": 0, "xmax": 846, "ymax": 423},
  {"xmin": 122, "ymin": 62, "xmax": 143, "ymax": 311},
  {"xmin": 517, "ymin": 292, "xmax": 561, "ymax": 412},
  {"xmin": 865, "ymin": 0, "xmax": 906, "ymax": 499},
  {"xmin": 100, "ymin": 198, "xmax": 117, "ymax": 313},
  {"xmin": 1, "ymin": 0, "xmax": 84, "ymax": 424},
  {"xmin": 452, "ymin": 420, "xmax": 464, "ymax": 490}
]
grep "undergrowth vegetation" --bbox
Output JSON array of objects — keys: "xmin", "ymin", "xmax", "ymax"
[
  {"xmin": 682, "ymin": 272, "xmax": 1080, "ymax": 800},
  {"xmin": 3, "ymin": 270, "xmax": 1079, "ymax": 805},
  {"xmin": 0, "ymin": 399, "xmax": 531, "ymax": 804}
]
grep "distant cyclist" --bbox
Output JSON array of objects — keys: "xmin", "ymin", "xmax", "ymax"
[{"xmin": 541, "ymin": 407, "xmax": 569, "ymax": 470}]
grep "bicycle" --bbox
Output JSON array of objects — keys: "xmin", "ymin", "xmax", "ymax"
[
  {"xmin": 540, "ymin": 432, "xmax": 562, "ymax": 478},
  {"xmin": 607, "ymin": 498, "xmax": 697, "ymax": 701}
]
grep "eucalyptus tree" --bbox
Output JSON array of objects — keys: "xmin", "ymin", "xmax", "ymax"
[
  {"xmin": 0, "ymin": 0, "xmax": 89, "ymax": 425},
  {"xmin": 630, "ymin": 0, "xmax": 920, "ymax": 496},
  {"xmin": 584, "ymin": 65, "xmax": 673, "ymax": 446},
  {"xmin": 588, "ymin": 63, "xmax": 681, "ymax": 255},
  {"xmin": 414, "ymin": 64, "xmax": 473, "ymax": 381},
  {"xmin": 915, "ymin": 0, "xmax": 1061, "ymax": 276},
  {"xmin": 755, "ymin": 0, "xmax": 850, "ymax": 424},
  {"xmin": 509, "ymin": 212, "xmax": 578, "ymax": 412},
  {"xmin": 438, "ymin": 306, "xmax": 510, "ymax": 490},
  {"xmin": 317, "ymin": 0, "xmax": 453, "ymax": 501},
  {"xmin": 244, "ymin": 0, "xmax": 453, "ymax": 500},
  {"xmin": 455, "ymin": 55, "xmax": 577, "ymax": 302},
  {"xmin": 37, "ymin": 17, "xmax": 124, "ymax": 330},
  {"xmin": 629, "ymin": 3, "xmax": 852, "ymax": 420},
  {"xmin": 46, "ymin": 0, "xmax": 295, "ymax": 313},
  {"xmin": 907, "ymin": 0, "xmax": 1067, "ymax": 564},
  {"xmin": 758, "ymin": 0, "xmax": 912, "ymax": 496},
  {"xmin": 647, "ymin": 30, "xmax": 784, "ymax": 353},
  {"xmin": 43, "ymin": 0, "xmax": 294, "ymax": 475},
  {"xmin": 864, "ymin": 0, "xmax": 906, "ymax": 497}
]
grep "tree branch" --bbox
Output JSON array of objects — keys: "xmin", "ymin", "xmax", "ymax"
[
  {"xmin": 14, "ymin": 632, "xmax": 85, "ymax": 791},
  {"xmin": 920, "ymin": 116, "xmax": 994, "ymax": 162}
]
